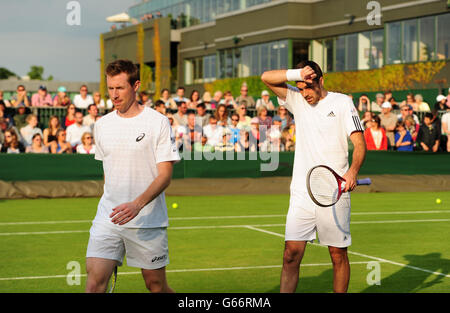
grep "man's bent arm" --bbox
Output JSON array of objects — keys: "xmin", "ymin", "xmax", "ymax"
[
  {"xmin": 343, "ymin": 131, "xmax": 366, "ymax": 192},
  {"xmin": 261, "ymin": 70, "xmax": 290, "ymax": 100}
]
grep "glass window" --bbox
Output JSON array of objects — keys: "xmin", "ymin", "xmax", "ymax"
[
  {"xmin": 347, "ymin": 34, "xmax": 358, "ymax": 71},
  {"xmin": 218, "ymin": 50, "xmax": 226, "ymax": 79},
  {"xmin": 335, "ymin": 36, "xmax": 346, "ymax": 71},
  {"xmin": 324, "ymin": 39, "xmax": 334, "ymax": 72},
  {"xmin": 279, "ymin": 40, "xmax": 289, "ymax": 69},
  {"xmin": 419, "ymin": 16, "xmax": 435, "ymax": 61},
  {"xmin": 239, "ymin": 46, "xmax": 251, "ymax": 77},
  {"xmin": 204, "ymin": 56, "xmax": 210, "ymax": 79},
  {"xmin": 387, "ymin": 22, "xmax": 402, "ymax": 64},
  {"xmin": 371, "ymin": 29, "xmax": 384, "ymax": 68},
  {"xmin": 437, "ymin": 14, "xmax": 450, "ymax": 60},
  {"xmin": 357, "ymin": 32, "xmax": 370, "ymax": 70},
  {"xmin": 233, "ymin": 48, "xmax": 241, "ymax": 77},
  {"xmin": 225, "ymin": 49, "xmax": 233, "ymax": 78},
  {"xmin": 270, "ymin": 42, "xmax": 279, "ymax": 70},
  {"xmin": 403, "ymin": 19, "xmax": 418, "ymax": 63},
  {"xmin": 251, "ymin": 45, "xmax": 260, "ymax": 76},
  {"xmin": 260, "ymin": 43, "xmax": 270, "ymax": 74},
  {"xmin": 210, "ymin": 54, "xmax": 216, "ymax": 79}
]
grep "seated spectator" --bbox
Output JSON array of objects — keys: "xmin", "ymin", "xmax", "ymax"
[
  {"xmin": 441, "ymin": 103, "xmax": 450, "ymax": 152},
  {"xmin": 20, "ymin": 114, "xmax": 43, "ymax": 147},
  {"xmin": 397, "ymin": 104, "xmax": 420, "ymax": 124},
  {"xmin": 274, "ymin": 105, "xmax": 292, "ymax": 130},
  {"xmin": 0, "ymin": 117, "xmax": 8, "ymax": 145},
  {"xmin": 66, "ymin": 110, "xmax": 91, "ymax": 148},
  {"xmin": 215, "ymin": 129, "xmax": 235, "ymax": 152},
  {"xmin": 281, "ymin": 127, "xmax": 295, "ymax": 152},
  {"xmin": 379, "ymin": 102, "xmax": 397, "ymax": 149},
  {"xmin": 43, "ymin": 115, "xmax": 61, "ymax": 147},
  {"xmin": 25, "ymin": 133, "xmax": 49, "ymax": 153},
  {"xmin": 215, "ymin": 104, "xmax": 231, "ymax": 126},
  {"xmin": 82, "ymin": 104, "xmax": 99, "ymax": 130},
  {"xmin": 414, "ymin": 94, "xmax": 430, "ymax": 112},
  {"xmin": 210, "ymin": 91, "xmax": 224, "ymax": 110},
  {"xmin": 256, "ymin": 90, "xmax": 275, "ymax": 111},
  {"xmin": 400, "ymin": 92, "xmax": 415, "ymax": 109},
  {"xmin": 93, "ymin": 91, "xmax": 106, "ymax": 108},
  {"xmin": 10, "ymin": 85, "xmax": 31, "ymax": 107},
  {"xmin": 370, "ymin": 93, "xmax": 383, "ymax": 113},
  {"xmin": 1, "ymin": 128, "xmax": 25, "ymax": 153},
  {"xmin": 173, "ymin": 101, "xmax": 188, "ymax": 126},
  {"xmin": 193, "ymin": 134, "xmax": 214, "ymax": 153},
  {"xmin": 235, "ymin": 83, "xmax": 255, "ymax": 108},
  {"xmin": 416, "ymin": 112, "xmax": 440, "ymax": 152},
  {"xmin": 266, "ymin": 116, "xmax": 283, "ymax": 151},
  {"xmin": 249, "ymin": 117, "xmax": 262, "ymax": 152},
  {"xmin": 196, "ymin": 102, "xmax": 210, "ymax": 127},
  {"xmin": 53, "ymin": 86, "xmax": 71, "ymax": 107},
  {"xmin": 203, "ymin": 115, "xmax": 223, "ymax": 147},
  {"xmin": 63, "ymin": 104, "xmax": 77, "ymax": 129},
  {"xmin": 394, "ymin": 121, "xmax": 414, "ymax": 152},
  {"xmin": 173, "ymin": 86, "xmax": 190, "ymax": 107},
  {"xmin": 183, "ymin": 112, "xmax": 203, "ymax": 151},
  {"xmin": 188, "ymin": 90, "xmax": 201, "ymax": 109},
  {"xmin": 0, "ymin": 102, "xmax": 13, "ymax": 126},
  {"xmin": 235, "ymin": 129, "xmax": 250, "ymax": 152},
  {"xmin": 50, "ymin": 129, "xmax": 72, "ymax": 154},
  {"xmin": 257, "ymin": 106, "xmax": 272, "ymax": 130},
  {"xmin": 389, "ymin": 96, "xmax": 399, "ymax": 110},
  {"xmin": 236, "ymin": 103, "xmax": 251, "ymax": 131},
  {"xmin": 361, "ymin": 111, "xmax": 373, "ymax": 129},
  {"xmin": 435, "ymin": 95, "xmax": 447, "ymax": 111},
  {"xmin": 154, "ymin": 100, "xmax": 167, "ymax": 115},
  {"xmin": 364, "ymin": 115, "xmax": 388, "ymax": 150},
  {"xmin": 13, "ymin": 106, "xmax": 28, "ymax": 131},
  {"xmin": 228, "ymin": 113, "xmax": 241, "ymax": 145},
  {"xmin": 31, "ymin": 85, "xmax": 52, "ymax": 107},
  {"xmin": 404, "ymin": 115, "xmax": 419, "ymax": 143},
  {"xmin": 73, "ymin": 85, "xmax": 93, "ymax": 109},
  {"xmin": 76, "ymin": 132, "xmax": 96, "ymax": 154},
  {"xmin": 202, "ymin": 91, "xmax": 213, "ymax": 110},
  {"xmin": 138, "ymin": 91, "xmax": 152, "ymax": 107},
  {"xmin": 223, "ymin": 90, "xmax": 237, "ymax": 109},
  {"xmin": 0, "ymin": 90, "xmax": 11, "ymax": 107},
  {"xmin": 160, "ymin": 88, "xmax": 177, "ymax": 110},
  {"xmin": 358, "ymin": 94, "xmax": 371, "ymax": 112}
]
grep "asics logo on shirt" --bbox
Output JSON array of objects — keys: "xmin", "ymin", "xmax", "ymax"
[
  {"xmin": 136, "ymin": 133, "xmax": 145, "ymax": 142},
  {"xmin": 327, "ymin": 111, "xmax": 336, "ymax": 117}
]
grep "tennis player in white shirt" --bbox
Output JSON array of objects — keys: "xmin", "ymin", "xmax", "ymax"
[
  {"xmin": 261, "ymin": 61, "xmax": 366, "ymax": 293},
  {"xmin": 85, "ymin": 60, "xmax": 180, "ymax": 293}
]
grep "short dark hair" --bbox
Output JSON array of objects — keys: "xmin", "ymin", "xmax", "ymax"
[
  {"xmin": 87, "ymin": 104, "xmax": 97, "ymax": 111},
  {"xmin": 196, "ymin": 102, "xmax": 206, "ymax": 109},
  {"xmin": 424, "ymin": 112, "xmax": 433, "ymax": 120},
  {"xmin": 295, "ymin": 60, "xmax": 323, "ymax": 82},
  {"xmin": 106, "ymin": 59, "xmax": 140, "ymax": 87},
  {"xmin": 154, "ymin": 99, "xmax": 165, "ymax": 107},
  {"xmin": 177, "ymin": 86, "xmax": 185, "ymax": 91}
]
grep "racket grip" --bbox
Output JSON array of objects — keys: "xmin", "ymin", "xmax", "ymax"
[{"xmin": 356, "ymin": 178, "xmax": 372, "ymax": 185}]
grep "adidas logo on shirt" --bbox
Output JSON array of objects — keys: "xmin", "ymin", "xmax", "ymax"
[{"xmin": 327, "ymin": 111, "xmax": 336, "ymax": 117}]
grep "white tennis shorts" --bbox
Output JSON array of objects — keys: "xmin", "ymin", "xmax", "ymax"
[
  {"xmin": 285, "ymin": 191, "xmax": 352, "ymax": 248},
  {"xmin": 86, "ymin": 222, "xmax": 169, "ymax": 270}
]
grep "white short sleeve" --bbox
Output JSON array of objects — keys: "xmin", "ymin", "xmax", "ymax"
[
  {"xmin": 156, "ymin": 117, "xmax": 181, "ymax": 164},
  {"xmin": 93, "ymin": 122, "xmax": 104, "ymax": 161},
  {"xmin": 343, "ymin": 97, "xmax": 364, "ymax": 136},
  {"xmin": 282, "ymin": 84, "xmax": 301, "ymax": 114}
]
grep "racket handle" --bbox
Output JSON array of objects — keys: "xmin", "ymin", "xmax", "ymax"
[{"xmin": 356, "ymin": 178, "xmax": 372, "ymax": 185}]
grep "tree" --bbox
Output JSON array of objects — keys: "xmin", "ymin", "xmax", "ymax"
[
  {"xmin": 27, "ymin": 65, "xmax": 45, "ymax": 80},
  {"xmin": 0, "ymin": 67, "xmax": 18, "ymax": 79}
]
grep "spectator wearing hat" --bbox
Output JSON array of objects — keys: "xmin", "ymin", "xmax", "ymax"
[
  {"xmin": 417, "ymin": 112, "xmax": 440, "ymax": 152},
  {"xmin": 414, "ymin": 94, "xmax": 430, "ymax": 112},
  {"xmin": 53, "ymin": 86, "xmax": 71, "ymax": 107},
  {"xmin": 364, "ymin": 115, "xmax": 388, "ymax": 151},
  {"xmin": 370, "ymin": 93, "xmax": 384, "ymax": 113},
  {"xmin": 379, "ymin": 101, "xmax": 397, "ymax": 148},
  {"xmin": 31, "ymin": 85, "xmax": 52, "ymax": 107},
  {"xmin": 397, "ymin": 104, "xmax": 420, "ymax": 125},
  {"xmin": 435, "ymin": 95, "xmax": 447, "ymax": 111},
  {"xmin": 10, "ymin": 85, "xmax": 30, "ymax": 108},
  {"xmin": 73, "ymin": 85, "xmax": 93, "ymax": 109},
  {"xmin": 256, "ymin": 90, "xmax": 275, "ymax": 111}
]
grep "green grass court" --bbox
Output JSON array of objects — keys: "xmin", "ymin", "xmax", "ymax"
[{"xmin": 0, "ymin": 192, "xmax": 449, "ymax": 293}]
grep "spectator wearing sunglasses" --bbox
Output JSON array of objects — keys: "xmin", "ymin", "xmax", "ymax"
[
  {"xmin": 25, "ymin": 133, "xmax": 49, "ymax": 153},
  {"xmin": 76, "ymin": 132, "xmax": 96, "ymax": 154}
]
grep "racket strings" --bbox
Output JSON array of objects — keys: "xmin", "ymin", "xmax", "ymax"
[{"xmin": 308, "ymin": 167, "xmax": 340, "ymax": 206}]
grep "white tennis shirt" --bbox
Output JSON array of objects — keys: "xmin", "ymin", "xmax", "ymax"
[
  {"xmin": 283, "ymin": 85, "xmax": 363, "ymax": 198},
  {"xmin": 93, "ymin": 106, "xmax": 180, "ymax": 228}
]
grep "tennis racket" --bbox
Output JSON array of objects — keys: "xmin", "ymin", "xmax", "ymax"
[
  {"xmin": 306, "ymin": 165, "xmax": 371, "ymax": 207},
  {"xmin": 107, "ymin": 266, "xmax": 118, "ymax": 293}
]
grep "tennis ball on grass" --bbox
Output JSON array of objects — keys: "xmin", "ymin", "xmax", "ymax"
[
  {"xmin": 436, "ymin": 198, "xmax": 441, "ymax": 204},
  {"xmin": 172, "ymin": 203, "xmax": 179, "ymax": 209}
]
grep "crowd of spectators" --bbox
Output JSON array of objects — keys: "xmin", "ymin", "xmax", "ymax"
[{"xmin": 0, "ymin": 82, "xmax": 449, "ymax": 155}]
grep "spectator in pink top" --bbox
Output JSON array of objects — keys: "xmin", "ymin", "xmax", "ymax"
[{"xmin": 31, "ymin": 85, "xmax": 52, "ymax": 107}]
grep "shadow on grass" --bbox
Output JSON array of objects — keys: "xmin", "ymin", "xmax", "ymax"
[
  {"xmin": 266, "ymin": 269, "xmax": 334, "ymax": 293},
  {"xmin": 362, "ymin": 253, "xmax": 450, "ymax": 293}
]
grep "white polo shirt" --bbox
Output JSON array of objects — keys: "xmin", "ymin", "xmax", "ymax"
[
  {"xmin": 282, "ymin": 85, "xmax": 362, "ymax": 199},
  {"xmin": 93, "ymin": 107, "xmax": 180, "ymax": 228}
]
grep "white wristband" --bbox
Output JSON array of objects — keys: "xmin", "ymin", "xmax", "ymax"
[{"xmin": 286, "ymin": 69, "xmax": 303, "ymax": 82}]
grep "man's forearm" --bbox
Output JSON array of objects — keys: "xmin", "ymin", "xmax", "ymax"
[
  {"xmin": 134, "ymin": 173, "xmax": 172, "ymax": 210},
  {"xmin": 349, "ymin": 134, "xmax": 366, "ymax": 175}
]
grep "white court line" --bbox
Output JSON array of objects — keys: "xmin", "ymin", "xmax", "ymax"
[
  {"xmin": 1, "ymin": 210, "xmax": 449, "ymax": 226},
  {"xmin": 1, "ymin": 218, "xmax": 450, "ymax": 236},
  {"xmin": 246, "ymin": 226, "xmax": 450, "ymax": 280},
  {"xmin": 0, "ymin": 261, "xmax": 381, "ymax": 282}
]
